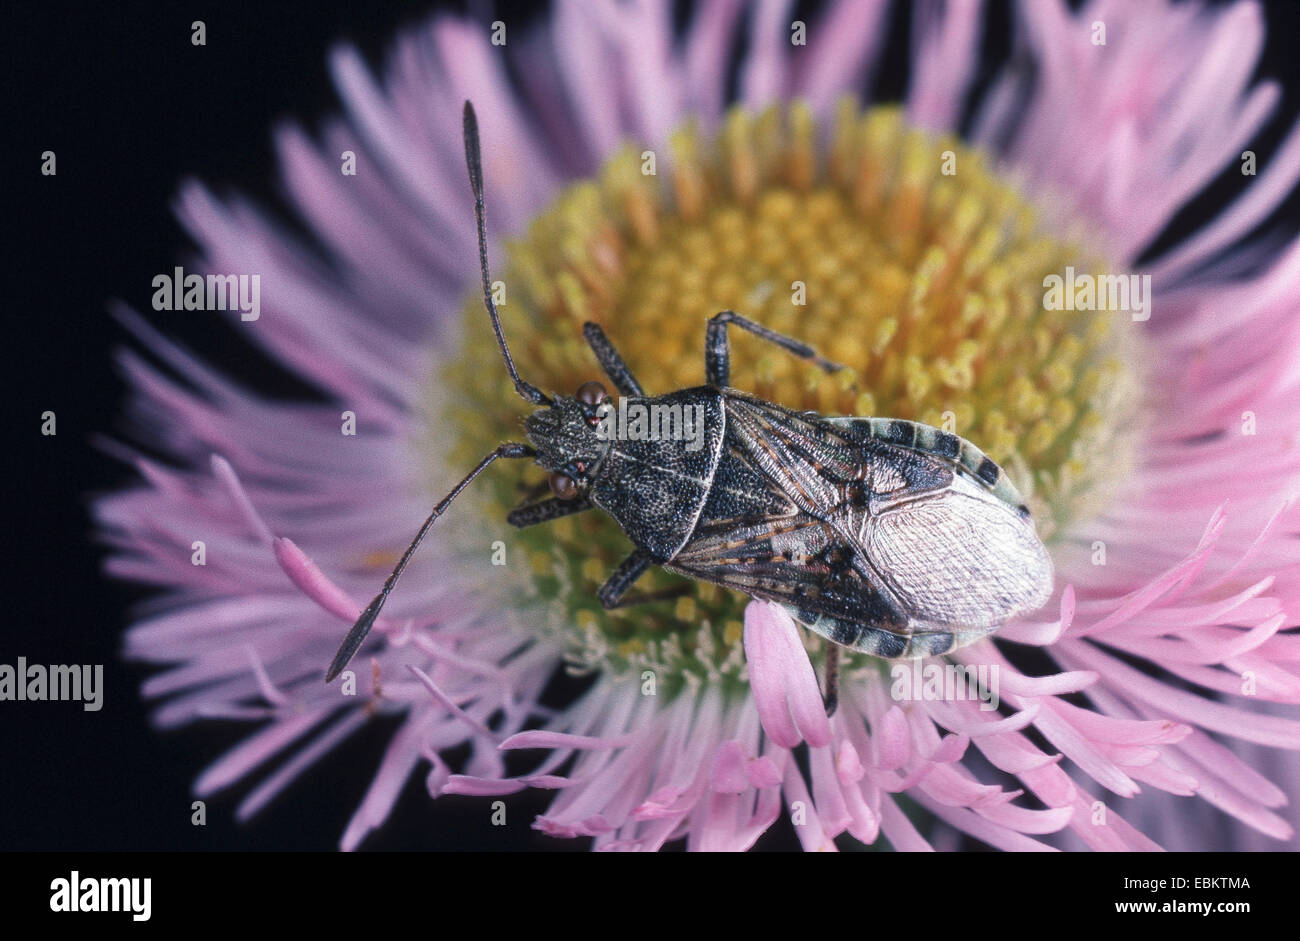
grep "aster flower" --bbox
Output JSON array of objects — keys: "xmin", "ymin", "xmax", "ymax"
[{"xmin": 97, "ymin": 0, "xmax": 1300, "ymax": 851}]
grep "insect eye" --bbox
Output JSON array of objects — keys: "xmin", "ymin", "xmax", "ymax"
[
  {"xmin": 549, "ymin": 472, "xmax": 580, "ymax": 500},
  {"xmin": 575, "ymin": 381, "xmax": 608, "ymax": 406}
]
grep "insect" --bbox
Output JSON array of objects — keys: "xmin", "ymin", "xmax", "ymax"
[{"xmin": 325, "ymin": 101, "xmax": 1055, "ymax": 714}]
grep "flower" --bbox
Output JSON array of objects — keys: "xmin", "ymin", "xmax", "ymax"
[{"xmin": 97, "ymin": 0, "xmax": 1300, "ymax": 851}]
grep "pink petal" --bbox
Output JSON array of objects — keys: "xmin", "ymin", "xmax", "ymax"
[
  {"xmin": 742, "ymin": 601, "xmax": 831, "ymax": 748},
  {"xmin": 272, "ymin": 537, "xmax": 362, "ymax": 623}
]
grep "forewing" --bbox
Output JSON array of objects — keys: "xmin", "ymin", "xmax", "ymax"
[
  {"xmin": 681, "ymin": 394, "xmax": 1051, "ymax": 634},
  {"xmin": 867, "ymin": 472, "xmax": 1053, "ymax": 627},
  {"xmin": 722, "ymin": 394, "xmax": 952, "ymax": 515},
  {"xmin": 667, "ymin": 511, "xmax": 909, "ymax": 630}
]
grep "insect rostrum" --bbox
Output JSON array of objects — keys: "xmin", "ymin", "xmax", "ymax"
[{"xmin": 326, "ymin": 102, "xmax": 1055, "ymax": 712}]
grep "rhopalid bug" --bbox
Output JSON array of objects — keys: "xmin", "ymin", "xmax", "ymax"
[{"xmin": 324, "ymin": 101, "xmax": 1055, "ymax": 714}]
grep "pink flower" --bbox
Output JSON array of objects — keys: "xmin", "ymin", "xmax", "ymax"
[{"xmin": 98, "ymin": 0, "xmax": 1300, "ymax": 850}]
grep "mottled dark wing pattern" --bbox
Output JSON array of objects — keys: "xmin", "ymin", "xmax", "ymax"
[
  {"xmin": 665, "ymin": 392, "xmax": 1053, "ymax": 658},
  {"xmin": 666, "ymin": 394, "xmax": 916, "ymax": 644},
  {"xmin": 667, "ymin": 509, "xmax": 906, "ymax": 626}
]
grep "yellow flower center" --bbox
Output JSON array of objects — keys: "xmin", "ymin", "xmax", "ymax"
[{"xmin": 431, "ymin": 101, "xmax": 1138, "ymax": 692}]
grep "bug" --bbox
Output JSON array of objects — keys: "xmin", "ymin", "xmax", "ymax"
[{"xmin": 325, "ymin": 101, "xmax": 1055, "ymax": 714}]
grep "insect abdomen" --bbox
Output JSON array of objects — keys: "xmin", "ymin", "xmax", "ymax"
[
  {"xmin": 861, "ymin": 418, "xmax": 1029, "ymax": 515},
  {"xmin": 787, "ymin": 606, "xmax": 998, "ymax": 659}
]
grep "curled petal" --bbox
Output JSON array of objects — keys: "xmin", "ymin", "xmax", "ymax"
[{"xmin": 743, "ymin": 601, "xmax": 832, "ymax": 748}]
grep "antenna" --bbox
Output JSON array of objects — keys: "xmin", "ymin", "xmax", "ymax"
[
  {"xmin": 324, "ymin": 102, "xmax": 554, "ymax": 683},
  {"xmin": 463, "ymin": 101, "xmax": 550, "ymax": 406},
  {"xmin": 325, "ymin": 442, "xmax": 535, "ymax": 682}
]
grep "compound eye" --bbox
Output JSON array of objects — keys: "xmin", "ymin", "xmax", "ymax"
[
  {"xmin": 575, "ymin": 381, "xmax": 608, "ymax": 407},
  {"xmin": 549, "ymin": 471, "xmax": 580, "ymax": 500}
]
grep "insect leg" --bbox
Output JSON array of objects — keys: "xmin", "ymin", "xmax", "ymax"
[
  {"xmin": 597, "ymin": 550, "xmax": 691, "ymax": 609},
  {"xmin": 325, "ymin": 441, "xmax": 536, "ymax": 682},
  {"xmin": 506, "ymin": 495, "xmax": 594, "ymax": 528},
  {"xmin": 822, "ymin": 643, "xmax": 840, "ymax": 717},
  {"xmin": 582, "ymin": 322, "xmax": 645, "ymax": 396},
  {"xmin": 705, "ymin": 310, "xmax": 846, "ymax": 388}
]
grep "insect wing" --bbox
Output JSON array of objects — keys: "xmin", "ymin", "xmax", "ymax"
[
  {"xmin": 668, "ymin": 395, "xmax": 914, "ymax": 630},
  {"xmin": 720, "ymin": 394, "xmax": 953, "ymax": 516},
  {"xmin": 674, "ymin": 393, "xmax": 1052, "ymax": 636},
  {"xmin": 667, "ymin": 511, "xmax": 908, "ymax": 630},
  {"xmin": 867, "ymin": 471, "xmax": 1053, "ymax": 628},
  {"xmin": 718, "ymin": 394, "xmax": 869, "ymax": 515}
]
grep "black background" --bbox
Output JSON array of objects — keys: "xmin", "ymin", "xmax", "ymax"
[{"xmin": 5, "ymin": 0, "xmax": 1300, "ymax": 857}]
